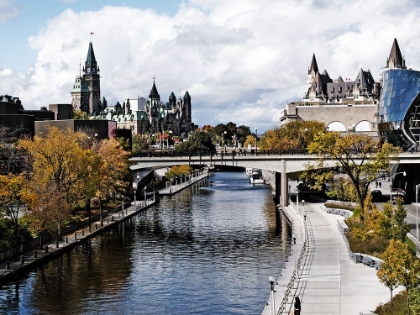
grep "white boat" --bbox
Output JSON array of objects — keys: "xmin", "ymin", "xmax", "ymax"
[
  {"xmin": 246, "ymin": 167, "xmax": 254, "ymax": 177},
  {"xmin": 250, "ymin": 171, "xmax": 265, "ymax": 184}
]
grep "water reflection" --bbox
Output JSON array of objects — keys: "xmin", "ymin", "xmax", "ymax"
[{"xmin": 0, "ymin": 172, "xmax": 291, "ymax": 315}]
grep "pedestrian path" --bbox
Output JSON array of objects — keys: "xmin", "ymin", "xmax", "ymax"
[
  {"xmin": 262, "ymin": 202, "xmax": 401, "ymax": 315},
  {"xmin": 159, "ymin": 168, "xmax": 209, "ymax": 195},
  {"xmin": 0, "ymin": 199, "xmax": 157, "ymax": 282}
]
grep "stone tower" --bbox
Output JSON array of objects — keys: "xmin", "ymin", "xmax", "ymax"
[
  {"xmin": 71, "ymin": 76, "xmax": 90, "ymax": 112},
  {"xmin": 83, "ymin": 42, "xmax": 100, "ymax": 113}
]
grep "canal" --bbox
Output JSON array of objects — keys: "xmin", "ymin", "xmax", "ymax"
[{"xmin": 0, "ymin": 172, "xmax": 291, "ymax": 315}]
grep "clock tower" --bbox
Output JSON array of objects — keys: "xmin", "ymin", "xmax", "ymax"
[{"xmin": 83, "ymin": 42, "xmax": 100, "ymax": 113}]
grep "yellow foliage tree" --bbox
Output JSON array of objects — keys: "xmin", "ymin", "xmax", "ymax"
[
  {"xmin": 96, "ymin": 138, "xmax": 130, "ymax": 211},
  {"xmin": 165, "ymin": 165, "xmax": 192, "ymax": 180},
  {"xmin": 18, "ymin": 126, "xmax": 96, "ymax": 239}
]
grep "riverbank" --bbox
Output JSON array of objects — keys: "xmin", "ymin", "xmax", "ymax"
[
  {"xmin": 0, "ymin": 168, "xmax": 211, "ymax": 284},
  {"xmin": 262, "ymin": 202, "xmax": 398, "ymax": 315},
  {"xmin": 0, "ymin": 198, "xmax": 160, "ymax": 283}
]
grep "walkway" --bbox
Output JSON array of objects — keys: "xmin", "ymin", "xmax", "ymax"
[
  {"xmin": 0, "ymin": 198, "xmax": 158, "ymax": 283},
  {"xmin": 262, "ymin": 202, "xmax": 401, "ymax": 315},
  {"xmin": 159, "ymin": 168, "xmax": 209, "ymax": 195}
]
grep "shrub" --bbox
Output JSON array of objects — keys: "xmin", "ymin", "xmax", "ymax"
[{"xmin": 375, "ymin": 290, "xmax": 407, "ymax": 315}]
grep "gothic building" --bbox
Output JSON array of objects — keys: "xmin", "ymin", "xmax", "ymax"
[
  {"xmin": 92, "ymin": 78, "xmax": 196, "ymax": 138},
  {"xmin": 72, "ymin": 42, "xmax": 196, "ymax": 138},
  {"xmin": 280, "ymin": 50, "xmax": 379, "ymax": 133}
]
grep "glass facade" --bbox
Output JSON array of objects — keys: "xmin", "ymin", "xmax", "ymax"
[{"xmin": 378, "ymin": 69, "xmax": 420, "ymax": 150}]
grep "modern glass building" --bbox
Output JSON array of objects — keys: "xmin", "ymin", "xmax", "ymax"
[{"xmin": 377, "ymin": 39, "xmax": 420, "ymax": 151}]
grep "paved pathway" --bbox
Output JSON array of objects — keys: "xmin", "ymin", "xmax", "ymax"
[{"xmin": 262, "ymin": 202, "xmax": 402, "ymax": 315}]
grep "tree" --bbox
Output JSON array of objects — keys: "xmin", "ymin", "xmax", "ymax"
[
  {"xmin": 18, "ymin": 127, "xmax": 94, "ymax": 239},
  {"xmin": 96, "ymin": 138, "xmax": 130, "ymax": 213},
  {"xmin": 259, "ymin": 121, "xmax": 325, "ymax": 152},
  {"xmin": 379, "ymin": 199, "xmax": 411, "ymax": 242},
  {"xmin": 0, "ymin": 173, "xmax": 28, "ymax": 246},
  {"xmin": 175, "ymin": 131, "xmax": 215, "ymax": 153},
  {"xmin": 165, "ymin": 165, "xmax": 192, "ymax": 180},
  {"xmin": 377, "ymin": 239, "xmax": 406, "ymax": 300},
  {"xmin": 305, "ymin": 131, "xmax": 401, "ymax": 211},
  {"xmin": 0, "ymin": 125, "xmax": 31, "ymax": 174},
  {"xmin": 378, "ymin": 239, "xmax": 420, "ymax": 312},
  {"xmin": 132, "ymin": 134, "xmax": 149, "ymax": 153},
  {"xmin": 243, "ymin": 134, "xmax": 257, "ymax": 148}
]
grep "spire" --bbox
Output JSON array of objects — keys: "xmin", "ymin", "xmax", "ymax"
[
  {"xmin": 85, "ymin": 42, "xmax": 98, "ymax": 69},
  {"xmin": 308, "ymin": 53, "xmax": 319, "ymax": 74},
  {"xmin": 149, "ymin": 77, "xmax": 160, "ymax": 101},
  {"xmin": 386, "ymin": 38, "xmax": 406, "ymax": 69}
]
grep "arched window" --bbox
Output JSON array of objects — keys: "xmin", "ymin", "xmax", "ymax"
[{"xmin": 327, "ymin": 121, "xmax": 346, "ymax": 131}]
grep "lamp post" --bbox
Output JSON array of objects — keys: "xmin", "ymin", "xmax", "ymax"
[
  {"xmin": 255, "ymin": 127, "xmax": 258, "ymax": 156},
  {"xmin": 144, "ymin": 186, "xmax": 147, "ymax": 205},
  {"xmin": 269, "ymin": 276, "xmax": 275, "ymax": 315},
  {"xmin": 132, "ymin": 181, "xmax": 138, "ymax": 211},
  {"xmin": 224, "ymin": 131, "xmax": 227, "ymax": 154}
]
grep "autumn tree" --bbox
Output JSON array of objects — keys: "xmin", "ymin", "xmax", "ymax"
[
  {"xmin": 378, "ymin": 239, "xmax": 420, "ymax": 311},
  {"xmin": 243, "ymin": 134, "xmax": 257, "ymax": 148},
  {"xmin": 165, "ymin": 165, "xmax": 193, "ymax": 180},
  {"xmin": 96, "ymin": 138, "xmax": 130, "ymax": 218},
  {"xmin": 259, "ymin": 120, "xmax": 325, "ymax": 152},
  {"xmin": 18, "ymin": 126, "xmax": 95, "ymax": 239},
  {"xmin": 305, "ymin": 131, "xmax": 401, "ymax": 211}
]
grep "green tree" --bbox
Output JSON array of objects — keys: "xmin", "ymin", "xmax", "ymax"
[
  {"xmin": 0, "ymin": 173, "xmax": 29, "ymax": 246},
  {"xmin": 132, "ymin": 134, "xmax": 149, "ymax": 153},
  {"xmin": 379, "ymin": 199, "xmax": 411, "ymax": 242},
  {"xmin": 175, "ymin": 131, "xmax": 215, "ymax": 153},
  {"xmin": 305, "ymin": 131, "xmax": 401, "ymax": 212}
]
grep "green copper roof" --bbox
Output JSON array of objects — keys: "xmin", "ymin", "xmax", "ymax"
[
  {"xmin": 136, "ymin": 111, "xmax": 149, "ymax": 120},
  {"xmin": 85, "ymin": 42, "xmax": 97, "ymax": 69},
  {"xmin": 184, "ymin": 91, "xmax": 190, "ymax": 99},
  {"xmin": 71, "ymin": 77, "xmax": 90, "ymax": 93}
]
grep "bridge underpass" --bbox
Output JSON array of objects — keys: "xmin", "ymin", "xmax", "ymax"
[{"xmin": 130, "ymin": 153, "xmax": 420, "ymax": 206}]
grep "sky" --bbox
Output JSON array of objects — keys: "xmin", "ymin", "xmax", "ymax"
[{"xmin": 1, "ymin": 0, "xmax": 420, "ymax": 132}]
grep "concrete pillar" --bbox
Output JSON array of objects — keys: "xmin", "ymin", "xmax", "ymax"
[
  {"xmin": 275, "ymin": 172, "xmax": 281, "ymax": 205},
  {"xmin": 280, "ymin": 159, "xmax": 289, "ymax": 206}
]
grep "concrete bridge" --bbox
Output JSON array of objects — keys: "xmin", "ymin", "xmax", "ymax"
[{"xmin": 130, "ymin": 152, "xmax": 420, "ymax": 206}]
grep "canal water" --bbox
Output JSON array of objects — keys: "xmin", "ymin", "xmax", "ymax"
[{"xmin": 0, "ymin": 172, "xmax": 291, "ymax": 315}]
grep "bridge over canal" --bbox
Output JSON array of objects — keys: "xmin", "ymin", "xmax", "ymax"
[{"xmin": 130, "ymin": 152, "xmax": 420, "ymax": 206}]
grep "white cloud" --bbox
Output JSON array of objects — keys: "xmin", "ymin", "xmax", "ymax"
[
  {"xmin": 0, "ymin": 0, "xmax": 20, "ymax": 24},
  {"xmin": 4, "ymin": 0, "xmax": 420, "ymax": 132}
]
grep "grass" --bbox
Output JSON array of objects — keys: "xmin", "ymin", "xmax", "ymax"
[{"xmin": 375, "ymin": 290, "xmax": 409, "ymax": 315}]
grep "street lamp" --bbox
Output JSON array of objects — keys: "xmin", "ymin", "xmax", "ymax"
[
  {"xmin": 132, "ymin": 181, "xmax": 138, "ymax": 210},
  {"xmin": 144, "ymin": 186, "xmax": 147, "ymax": 205},
  {"xmin": 224, "ymin": 131, "xmax": 227, "ymax": 154},
  {"xmin": 255, "ymin": 127, "xmax": 258, "ymax": 156},
  {"xmin": 269, "ymin": 276, "xmax": 275, "ymax": 315}
]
